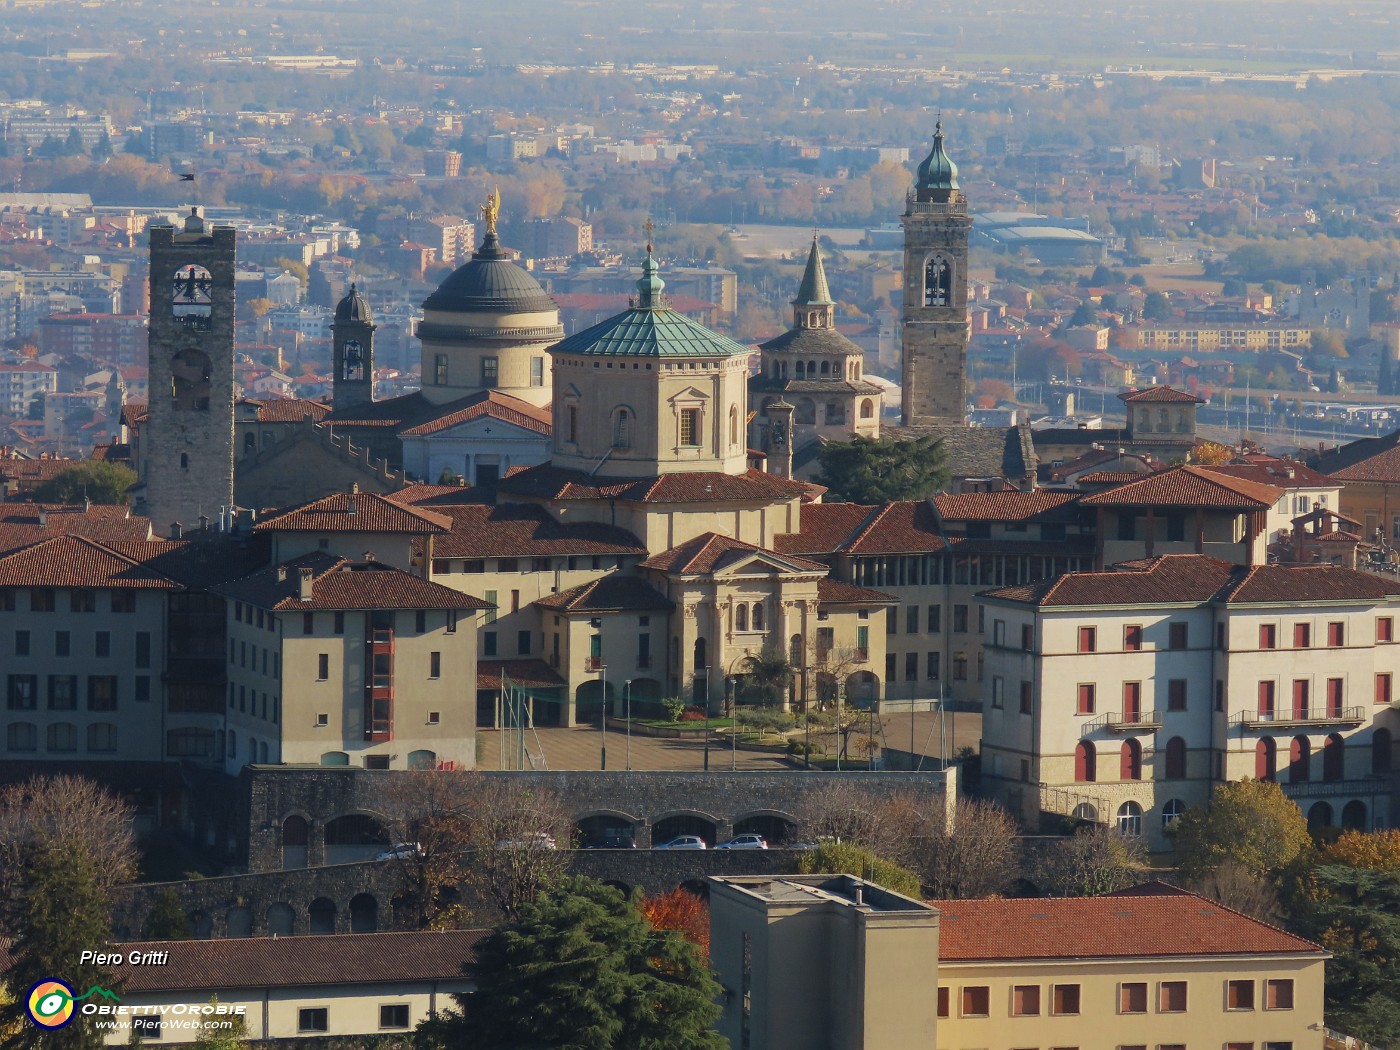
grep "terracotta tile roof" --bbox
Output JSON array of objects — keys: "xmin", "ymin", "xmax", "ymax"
[
  {"xmin": 641, "ymin": 533, "xmax": 829, "ymax": 575},
  {"xmin": 478, "ymin": 659, "xmax": 567, "ymax": 691},
  {"xmin": 845, "ymin": 501, "xmax": 948, "ymax": 555},
  {"xmin": 933, "ymin": 490, "xmax": 1079, "ymax": 522},
  {"xmin": 1118, "ymin": 386, "xmax": 1204, "ymax": 404},
  {"xmin": 121, "ymin": 402, "xmax": 149, "ymax": 427},
  {"xmin": 1313, "ymin": 431, "xmax": 1400, "ymax": 482},
  {"xmin": 240, "ymin": 396, "xmax": 331, "ymax": 423},
  {"xmin": 1074, "ymin": 470, "xmax": 1150, "ymax": 486},
  {"xmin": 936, "ymin": 891, "xmax": 1323, "ymax": 962},
  {"xmin": 106, "ymin": 536, "xmax": 273, "ymax": 590},
  {"xmin": 398, "ymin": 389, "xmax": 552, "ymax": 437},
  {"xmin": 0, "ymin": 504, "xmax": 153, "ymax": 553},
  {"xmin": 1078, "ymin": 466, "xmax": 1280, "ymax": 509},
  {"xmin": 255, "ymin": 491, "xmax": 451, "ymax": 534},
  {"xmin": 497, "ymin": 465, "xmax": 809, "ymax": 504},
  {"xmin": 1219, "ymin": 564, "xmax": 1400, "ymax": 604},
  {"xmin": 0, "ymin": 534, "xmax": 180, "ymax": 589},
  {"xmin": 0, "ymin": 457, "xmax": 75, "ymax": 485},
  {"xmin": 816, "ymin": 578, "xmax": 898, "ymax": 604},
  {"xmin": 983, "ymin": 555, "xmax": 1238, "ymax": 607},
  {"xmin": 1197, "ymin": 461, "xmax": 1333, "ymax": 489},
  {"xmin": 94, "ymin": 931, "xmax": 484, "ymax": 992},
  {"xmin": 323, "ymin": 390, "xmax": 432, "ymax": 428},
  {"xmin": 774, "ymin": 503, "xmax": 879, "ymax": 556},
  {"xmin": 536, "ymin": 575, "xmax": 673, "ymax": 613},
  {"xmin": 432, "ymin": 504, "xmax": 646, "ymax": 559},
  {"xmin": 217, "ymin": 553, "xmax": 492, "ymax": 611},
  {"xmin": 387, "ymin": 484, "xmax": 496, "ymax": 508}
]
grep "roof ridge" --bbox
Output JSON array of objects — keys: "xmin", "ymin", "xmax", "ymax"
[{"xmin": 846, "ymin": 502, "xmax": 896, "ymax": 551}]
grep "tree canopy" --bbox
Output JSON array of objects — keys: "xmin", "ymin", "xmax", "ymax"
[
  {"xmin": 794, "ymin": 842, "xmax": 922, "ymax": 899},
  {"xmin": 30, "ymin": 461, "xmax": 137, "ymax": 506},
  {"xmin": 815, "ymin": 434, "xmax": 949, "ymax": 504},
  {"xmin": 420, "ymin": 877, "xmax": 723, "ymax": 1050},
  {"xmin": 1169, "ymin": 779, "xmax": 1311, "ymax": 883}
]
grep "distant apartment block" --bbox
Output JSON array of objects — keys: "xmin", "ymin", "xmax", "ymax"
[
  {"xmin": 0, "ymin": 360, "xmax": 56, "ymax": 416},
  {"xmin": 5, "ymin": 114, "xmax": 113, "ymax": 150},
  {"xmin": 405, "ymin": 215, "xmax": 474, "ymax": 266},
  {"xmin": 1120, "ymin": 321, "xmax": 1312, "ymax": 353},
  {"xmin": 37, "ymin": 312, "xmax": 146, "ymax": 365},
  {"xmin": 423, "ymin": 150, "xmax": 463, "ymax": 177},
  {"xmin": 524, "ymin": 216, "xmax": 592, "ymax": 259}
]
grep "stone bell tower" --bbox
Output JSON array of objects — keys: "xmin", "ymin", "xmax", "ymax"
[
  {"xmin": 143, "ymin": 207, "xmax": 236, "ymax": 536},
  {"xmin": 900, "ymin": 122, "xmax": 971, "ymax": 425},
  {"xmin": 332, "ymin": 283, "xmax": 376, "ymax": 412}
]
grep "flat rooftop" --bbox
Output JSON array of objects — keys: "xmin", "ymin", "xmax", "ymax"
[{"xmin": 710, "ymin": 874, "xmax": 937, "ymax": 914}]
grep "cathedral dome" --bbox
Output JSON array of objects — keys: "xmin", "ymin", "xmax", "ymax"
[
  {"xmin": 422, "ymin": 231, "xmax": 557, "ymax": 315},
  {"xmin": 915, "ymin": 121, "xmax": 960, "ymax": 203},
  {"xmin": 334, "ymin": 283, "xmax": 373, "ymax": 324}
]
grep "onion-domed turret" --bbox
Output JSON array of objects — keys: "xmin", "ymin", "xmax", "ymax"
[
  {"xmin": 915, "ymin": 121, "xmax": 960, "ymax": 204},
  {"xmin": 334, "ymin": 283, "xmax": 374, "ymax": 324}
]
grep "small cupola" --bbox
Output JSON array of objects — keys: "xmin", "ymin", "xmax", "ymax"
[{"xmin": 915, "ymin": 121, "xmax": 960, "ymax": 204}]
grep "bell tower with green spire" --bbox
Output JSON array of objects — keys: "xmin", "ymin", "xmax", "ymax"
[{"xmin": 900, "ymin": 122, "xmax": 970, "ymax": 424}]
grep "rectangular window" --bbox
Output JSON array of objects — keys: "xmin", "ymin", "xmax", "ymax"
[
  {"xmin": 679, "ymin": 408, "xmax": 699, "ymax": 446},
  {"xmin": 48, "ymin": 675, "xmax": 76, "ymax": 710},
  {"xmin": 1260, "ymin": 623, "xmax": 1277, "ymax": 649},
  {"xmin": 7, "ymin": 674, "xmax": 37, "ymax": 710},
  {"xmin": 1020, "ymin": 680, "xmax": 1033, "ymax": 714},
  {"xmin": 1379, "ymin": 617, "xmax": 1394, "ymax": 643},
  {"xmin": 429, "ymin": 652, "xmax": 441, "ymax": 679},
  {"xmin": 991, "ymin": 676, "xmax": 1004, "ymax": 709},
  {"xmin": 567, "ymin": 405, "xmax": 578, "ymax": 443},
  {"xmin": 481, "ymin": 356, "xmax": 499, "ymax": 387},
  {"xmin": 936, "ymin": 987, "xmax": 949, "ymax": 1018},
  {"xmin": 1293, "ymin": 679, "xmax": 1310, "ymax": 720},
  {"xmin": 135, "ymin": 676, "xmax": 150, "ymax": 703},
  {"xmin": 1051, "ymin": 984, "xmax": 1080, "ymax": 1015},
  {"xmin": 317, "ymin": 654, "xmax": 329, "ymax": 681},
  {"xmin": 960, "ymin": 986, "xmax": 989, "ymax": 1017},
  {"xmin": 1118, "ymin": 982, "xmax": 1147, "ymax": 1014},
  {"xmin": 905, "ymin": 653, "xmax": 919, "ymax": 682},
  {"xmin": 54, "ymin": 631, "xmax": 68, "ymax": 658},
  {"xmin": 434, "ymin": 354, "xmax": 447, "ymax": 385},
  {"xmin": 1259, "ymin": 680, "xmax": 1276, "ymax": 718},
  {"xmin": 111, "ymin": 591, "xmax": 135, "ymax": 613},
  {"xmin": 518, "ymin": 630, "xmax": 532, "ymax": 656},
  {"xmin": 927, "ymin": 652, "xmax": 940, "ymax": 680},
  {"xmin": 87, "ymin": 675, "xmax": 117, "ymax": 711},
  {"xmin": 1294, "ymin": 623, "xmax": 1311, "ymax": 648},
  {"xmin": 334, "ymin": 612, "xmax": 345, "ymax": 635},
  {"xmin": 530, "ymin": 356, "xmax": 544, "ymax": 386},
  {"xmin": 1123, "ymin": 624, "xmax": 1142, "ymax": 651},
  {"xmin": 447, "ymin": 610, "xmax": 458, "ymax": 633},
  {"xmin": 886, "ymin": 607, "xmax": 898, "ymax": 635},
  {"xmin": 380, "ymin": 1004, "xmax": 409, "ymax": 1029},
  {"xmin": 1226, "ymin": 979, "xmax": 1255, "ymax": 1010},
  {"xmin": 1217, "ymin": 622, "xmax": 1226, "ymax": 650},
  {"xmin": 953, "ymin": 605, "xmax": 968, "ymax": 633},
  {"xmin": 415, "ymin": 610, "xmax": 427, "ymax": 634},
  {"xmin": 14, "ymin": 630, "xmax": 28, "ymax": 656},
  {"xmin": 484, "ymin": 632, "xmax": 498, "ymax": 657},
  {"xmin": 484, "ymin": 591, "xmax": 497, "ymax": 624},
  {"xmin": 1077, "ymin": 683, "xmax": 1096, "ymax": 715},
  {"xmin": 30, "ymin": 589, "xmax": 54, "ymax": 612},
  {"xmin": 1159, "ymin": 981, "xmax": 1187, "ymax": 1012},
  {"xmin": 1377, "ymin": 673, "xmax": 1393, "ymax": 706},
  {"xmin": 1168, "ymin": 679, "xmax": 1187, "ymax": 711},
  {"xmin": 1011, "ymin": 984, "xmax": 1040, "ymax": 1016},
  {"xmin": 929, "ymin": 606, "xmax": 941, "ymax": 633},
  {"xmin": 303, "ymin": 612, "xmax": 314, "ymax": 635},
  {"xmin": 907, "ymin": 605, "xmax": 919, "ymax": 634},
  {"xmin": 1264, "ymin": 979, "xmax": 1294, "ymax": 1010},
  {"xmin": 1021, "ymin": 622, "xmax": 1033, "ymax": 650},
  {"xmin": 1169, "ymin": 621, "xmax": 1188, "ymax": 650},
  {"xmin": 1078, "ymin": 626, "xmax": 1097, "ymax": 653},
  {"xmin": 70, "ymin": 590, "xmax": 95, "ymax": 613},
  {"xmin": 135, "ymin": 632, "xmax": 151, "ymax": 669},
  {"xmin": 639, "ymin": 633, "xmax": 651, "ymax": 667},
  {"xmin": 298, "ymin": 1008, "xmax": 329, "ymax": 1033},
  {"xmin": 1328, "ymin": 621, "xmax": 1345, "ymax": 647}
]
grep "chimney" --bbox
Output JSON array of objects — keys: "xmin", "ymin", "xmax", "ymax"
[
  {"xmin": 350, "ymin": 482, "xmax": 360, "ymax": 495},
  {"xmin": 277, "ymin": 566, "xmax": 288, "ymax": 583},
  {"xmin": 170, "ymin": 521, "xmax": 182, "ymax": 539},
  {"xmin": 37, "ymin": 510, "xmax": 47, "ymax": 527},
  {"xmin": 362, "ymin": 551, "xmax": 374, "ymax": 563},
  {"xmin": 199, "ymin": 514, "xmax": 210, "ymax": 532},
  {"xmin": 298, "ymin": 567, "xmax": 315, "ymax": 601}
]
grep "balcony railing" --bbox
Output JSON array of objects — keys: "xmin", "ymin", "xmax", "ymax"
[
  {"xmin": 854, "ymin": 647, "xmax": 869, "ymax": 663},
  {"xmin": 1279, "ymin": 776, "xmax": 1390, "ymax": 800},
  {"xmin": 1230, "ymin": 706, "xmax": 1366, "ymax": 729},
  {"xmin": 1103, "ymin": 709, "xmax": 1162, "ymax": 732},
  {"xmin": 584, "ymin": 656, "xmax": 603, "ymax": 672}
]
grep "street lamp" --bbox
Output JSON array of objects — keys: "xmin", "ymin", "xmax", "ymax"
[
  {"xmin": 727, "ymin": 675, "xmax": 737, "ymax": 771},
  {"xmin": 598, "ymin": 661, "xmax": 608, "ymax": 771},
  {"xmin": 624, "ymin": 679, "xmax": 632, "ymax": 771}
]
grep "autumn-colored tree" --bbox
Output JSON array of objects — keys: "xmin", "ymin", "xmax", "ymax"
[
  {"xmin": 1188, "ymin": 439, "xmax": 1236, "ymax": 465},
  {"xmin": 639, "ymin": 887, "xmax": 709, "ymax": 962},
  {"xmin": 1316, "ymin": 829, "xmax": 1400, "ymax": 872},
  {"xmin": 1170, "ymin": 779, "xmax": 1311, "ymax": 882}
]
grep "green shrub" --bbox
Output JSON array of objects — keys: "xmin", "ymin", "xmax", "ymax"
[
  {"xmin": 660, "ymin": 697, "xmax": 685, "ymax": 722},
  {"xmin": 795, "ymin": 842, "xmax": 922, "ymax": 899}
]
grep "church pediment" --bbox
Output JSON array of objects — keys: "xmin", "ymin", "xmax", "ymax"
[
  {"xmin": 666, "ymin": 386, "xmax": 711, "ymax": 405},
  {"xmin": 712, "ymin": 550, "xmax": 820, "ymax": 578}
]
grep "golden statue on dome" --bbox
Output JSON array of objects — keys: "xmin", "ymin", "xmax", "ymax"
[{"xmin": 480, "ymin": 185, "xmax": 500, "ymax": 235}]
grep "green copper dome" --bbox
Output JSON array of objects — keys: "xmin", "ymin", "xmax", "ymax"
[
  {"xmin": 915, "ymin": 121, "xmax": 959, "ymax": 203},
  {"xmin": 793, "ymin": 238, "xmax": 834, "ymax": 306},
  {"xmin": 550, "ymin": 248, "xmax": 752, "ymax": 360}
]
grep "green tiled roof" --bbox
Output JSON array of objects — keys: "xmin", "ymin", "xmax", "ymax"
[
  {"xmin": 794, "ymin": 239, "xmax": 834, "ymax": 306},
  {"xmin": 550, "ymin": 250, "xmax": 752, "ymax": 359}
]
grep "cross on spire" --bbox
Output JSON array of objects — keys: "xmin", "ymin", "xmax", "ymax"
[{"xmin": 643, "ymin": 217, "xmax": 655, "ymax": 252}]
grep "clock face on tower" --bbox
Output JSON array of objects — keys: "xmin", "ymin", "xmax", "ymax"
[{"xmin": 342, "ymin": 339, "xmax": 364, "ymax": 381}]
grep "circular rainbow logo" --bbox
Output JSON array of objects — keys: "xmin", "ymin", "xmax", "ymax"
[{"xmin": 26, "ymin": 979, "xmax": 76, "ymax": 1029}]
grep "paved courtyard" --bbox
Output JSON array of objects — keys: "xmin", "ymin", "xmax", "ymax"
[{"xmin": 479, "ymin": 710, "xmax": 982, "ymax": 772}]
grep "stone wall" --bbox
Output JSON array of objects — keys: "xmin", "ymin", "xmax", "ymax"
[{"xmin": 243, "ymin": 766, "xmax": 956, "ymax": 872}]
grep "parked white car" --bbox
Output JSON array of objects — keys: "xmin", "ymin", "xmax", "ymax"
[
  {"xmin": 715, "ymin": 834, "xmax": 768, "ymax": 850},
  {"xmin": 653, "ymin": 835, "xmax": 707, "ymax": 850},
  {"xmin": 375, "ymin": 843, "xmax": 422, "ymax": 861}
]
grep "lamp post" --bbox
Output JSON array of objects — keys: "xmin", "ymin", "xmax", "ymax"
[
  {"xmin": 624, "ymin": 679, "xmax": 632, "ymax": 771},
  {"xmin": 728, "ymin": 675, "xmax": 737, "ymax": 771},
  {"xmin": 598, "ymin": 661, "xmax": 608, "ymax": 771},
  {"xmin": 701, "ymin": 665, "xmax": 711, "ymax": 772},
  {"xmin": 835, "ymin": 679, "xmax": 846, "ymax": 772}
]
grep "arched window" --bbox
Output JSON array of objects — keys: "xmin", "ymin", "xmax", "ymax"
[
  {"xmin": 1116, "ymin": 801, "xmax": 1143, "ymax": 836},
  {"xmin": 820, "ymin": 360, "xmax": 830, "ymax": 376},
  {"xmin": 1342, "ymin": 800, "xmax": 1368, "ymax": 831},
  {"xmin": 790, "ymin": 634, "xmax": 803, "ymax": 667},
  {"xmin": 6, "ymin": 722, "xmax": 36, "ymax": 752},
  {"xmin": 735, "ymin": 604, "xmax": 748, "ymax": 632},
  {"xmin": 694, "ymin": 637, "xmax": 707, "ymax": 672},
  {"xmin": 1164, "ymin": 736, "xmax": 1186, "ymax": 780},
  {"xmin": 924, "ymin": 254, "xmax": 953, "ymax": 307},
  {"xmin": 1289, "ymin": 735, "xmax": 1311, "ymax": 783},
  {"xmin": 730, "ymin": 405, "xmax": 739, "ymax": 448},
  {"xmin": 1307, "ymin": 801, "xmax": 1333, "ymax": 830},
  {"xmin": 1323, "ymin": 733, "xmax": 1345, "ymax": 782},
  {"xmin": 1256, "ymin": 737, "xmax": 1277, "ymax": 781},
  {"xmin": 1161, "ymin": 798, "xmax": 1186, "ymax": 829},
  {"xmin": 1071, "ymin": 802, "xmax": 1098, "ymax": 823},
  {"xmin": 613, "ymin": 408, "xmax": 632, "ymax": 448},
  {"xmin": 860, "ymin": 398, "xmax": 875, "ymax": 419},
  {"xmin": 1120, "ymin": 738, "xmax": 1142, "ymax": 781},
  {"xmin": 1373, "ymin": 727, "xmax": 1393, "ymax": 774},
  {"xmin": 87, "ymin": 722, "xmax": 117, "ymax": 753},
  {"xmin": 795, "ymin": 361, "xmax": 805, "ymax": 379},
  {"xmin": 46, "ymin": 722, "xmax": 76, "ymax": 752},
  {"xmin": 752, "ymin": 602, "xmax": 764, "ymax": 631},
  {"xmin": 1074, "ymin": 741, "xmax": 1096, "ymax": 783}
]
